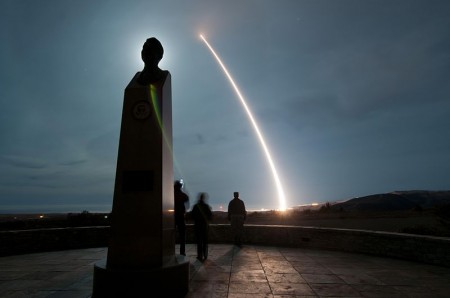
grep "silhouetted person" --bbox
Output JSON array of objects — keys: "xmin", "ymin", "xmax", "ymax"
[
  {"xmin": 191, "ymin": 192, "xmax": 212, "ymax": 261},
  {"xmin": 174, "ymin": 180, "xmax": 189, "ymax": 256},
  {"xmin": 227, "ymin": 191, "xmax": 247, "ymax": 246}
]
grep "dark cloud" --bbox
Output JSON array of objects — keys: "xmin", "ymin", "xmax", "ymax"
[
  {"xmin": 59, "ymin": 160, "xmax": 88, "ymax": 166},
  {"xmin": 195, "ymin": 133, "xmax": 205, "ymax": 145},
  {"xmin": 1, "ymin": 155, "xmax": 47, "ymax": 169}
]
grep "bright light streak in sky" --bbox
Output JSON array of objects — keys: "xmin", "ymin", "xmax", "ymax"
[{"xmin": 199, "ymin": 34, "xmax": 287, "ymax": 211}]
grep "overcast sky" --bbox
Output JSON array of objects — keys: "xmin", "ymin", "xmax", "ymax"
[{"xmin": 1, "ymin": 0, "xmax": 449, "ymax": 213}]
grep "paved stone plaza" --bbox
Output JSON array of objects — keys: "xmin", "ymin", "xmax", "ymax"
[{"xmin": 1, "ymin": 244, "xmax": 449, "ymax": 297}]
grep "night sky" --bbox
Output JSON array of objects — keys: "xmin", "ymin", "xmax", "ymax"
[{"xmin": 1, "ymin": 0, "xmax": 449, "ymax": 213}]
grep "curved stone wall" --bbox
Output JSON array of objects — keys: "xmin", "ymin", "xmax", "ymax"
[
  {"xmin": 0, "ymin": 227, "xmax": 109, "ymax": 256},
  {"xmin": 1, "ymin": 224, "xmax": 449, "ymax": 267}
]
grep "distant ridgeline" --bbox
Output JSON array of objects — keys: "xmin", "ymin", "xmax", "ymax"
[{"xmin": 331, "ymin": 190, "xmax": 450, "ymax": 212}]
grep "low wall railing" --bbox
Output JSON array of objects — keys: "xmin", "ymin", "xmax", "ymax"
[{"xmin": 1, "ymin": 224, "xmax": 449, "ymax": 267}]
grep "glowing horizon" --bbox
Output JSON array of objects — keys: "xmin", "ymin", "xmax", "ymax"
[{"xmin": 199, "ymin": 34, "xmax": 287, "ymax": 211}]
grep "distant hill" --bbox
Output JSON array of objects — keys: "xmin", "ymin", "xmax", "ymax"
[{"xmin": 331, "ymin": 190, "xmax": 450, "ymax": 212}]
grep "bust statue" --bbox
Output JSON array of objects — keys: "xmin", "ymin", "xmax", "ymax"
[{"xmin": 137, "ymin": 37, "xmax": 167, "ymax": 84}]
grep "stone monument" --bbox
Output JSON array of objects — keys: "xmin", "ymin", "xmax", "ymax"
[{"xmin": 92, "ymin": 37, "xmax": 189, "ymax": 297}]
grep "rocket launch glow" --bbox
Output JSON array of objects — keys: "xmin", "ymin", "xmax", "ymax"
[{"xmin": 199, "ymin": 34, "xmax": 287, "ymax": 211}]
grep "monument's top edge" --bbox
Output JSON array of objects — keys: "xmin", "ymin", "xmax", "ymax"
[{"xmin": 126, "ymin": 71, "xmax": 170, "ymax": 89}]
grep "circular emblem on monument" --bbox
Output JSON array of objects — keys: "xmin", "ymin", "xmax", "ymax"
[{"xmin": 132, "ymin": 101, "xmax": 151, "ymax": 120}]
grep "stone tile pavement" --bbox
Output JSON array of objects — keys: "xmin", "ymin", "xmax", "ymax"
[{"xmin": 1, "ymin": 244, "xmax": 449, "ymax": 297}]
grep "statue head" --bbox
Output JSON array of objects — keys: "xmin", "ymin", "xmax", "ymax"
[
  {"xmin": 141, "ymin": 37, "xmax": 164, "ymax": 67},
  {"xmin": 137, "ymin": 37, "xmax": 165, "ymax": 84}
]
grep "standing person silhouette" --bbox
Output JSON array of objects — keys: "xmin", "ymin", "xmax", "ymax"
[
  {"xmin": 174, "ymin": 180, "xmax": 189, "ymax": 256},
  {"xmin": 227, "ymin": 191, "xmax": 247, "ymax": 246},
  {"xmin": 191, "ymin": 192, "xmax": 212, "ymax": 261}
]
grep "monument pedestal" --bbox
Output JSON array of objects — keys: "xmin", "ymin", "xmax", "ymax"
[{"xmin": 92, "ymin": 68, "xmax": 189, "ymax": 297}]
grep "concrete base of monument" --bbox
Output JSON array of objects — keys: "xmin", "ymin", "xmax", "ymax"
[{"xmin": 92, "ymin": 255, "xmax": 189, "ymax": 298}]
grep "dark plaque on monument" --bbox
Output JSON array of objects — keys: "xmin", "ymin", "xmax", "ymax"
[{"xmin": 92, "ymin": 37, "xmax": 189, "ymax": 297}]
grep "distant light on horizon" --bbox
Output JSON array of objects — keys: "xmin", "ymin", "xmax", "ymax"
[{"xmin": 199, "ymin": 33, "xmax": 287, "ymax": 211}]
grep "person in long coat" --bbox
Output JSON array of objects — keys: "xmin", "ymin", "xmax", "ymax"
[
  {"xmin": 191, "ymin": 192, "xmax": 212, "ymax": 261},
  {"xmin": 227, "ymin": 191, "xmax": 247, "ymax": 246}
]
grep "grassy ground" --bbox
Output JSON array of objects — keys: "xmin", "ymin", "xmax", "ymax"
[
  {"xmin": 1, "ymin": 209, "xmax": 449, "ymax": 237},
  {"xmin": 206, "ymin": 209, "xmax": 450, "ymax": 236}
]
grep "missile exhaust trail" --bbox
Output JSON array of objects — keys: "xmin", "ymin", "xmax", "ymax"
[{"xmin": 199, "ymin": 34, "xmax": 287, "ymax": 211}]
